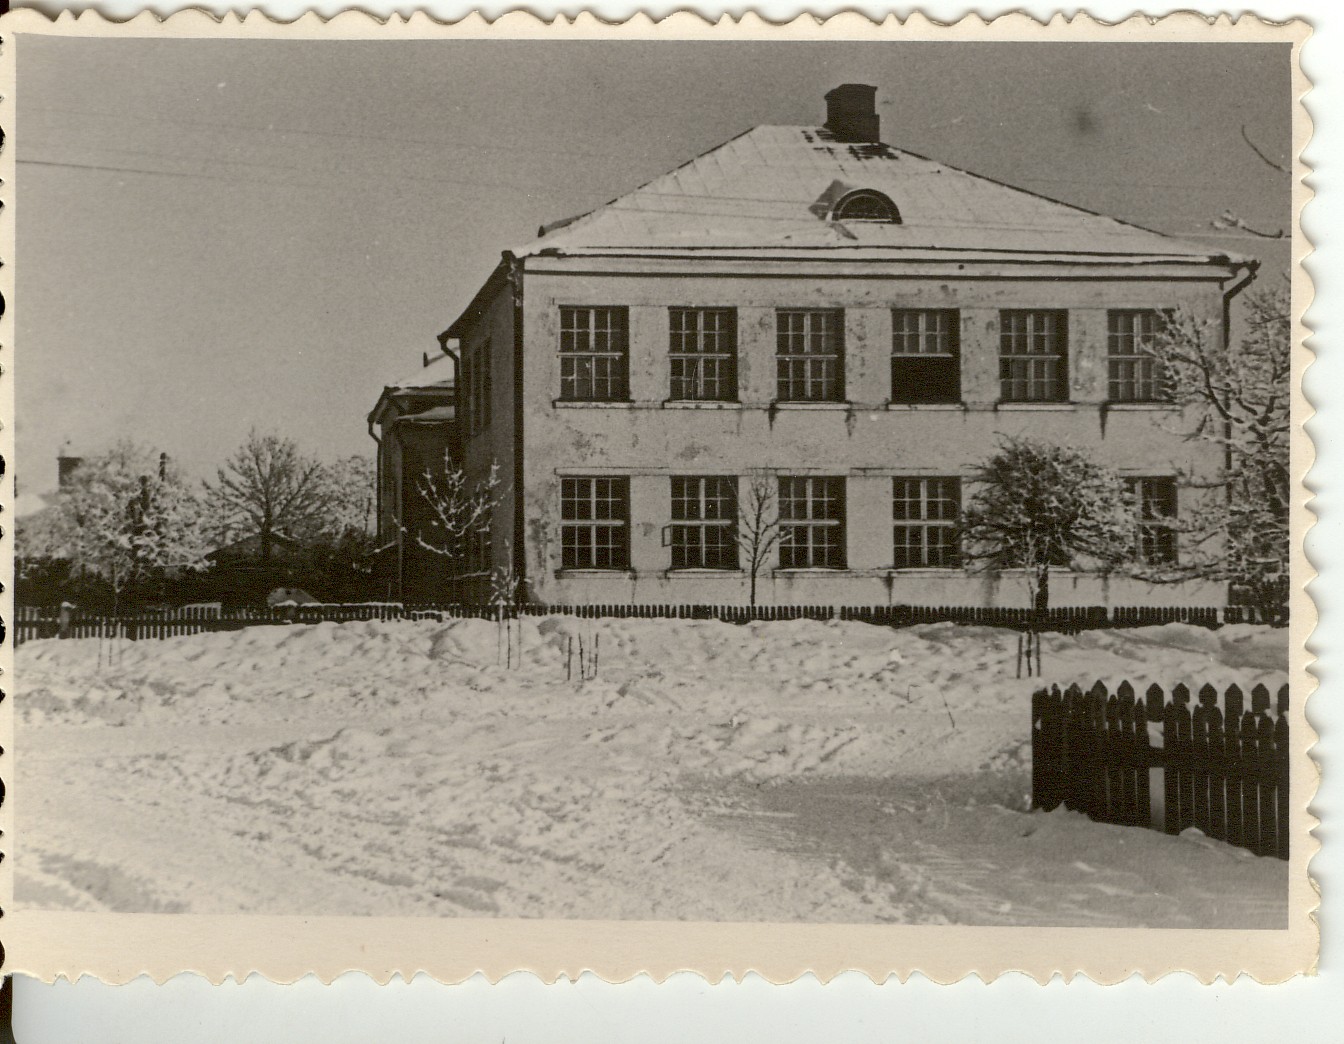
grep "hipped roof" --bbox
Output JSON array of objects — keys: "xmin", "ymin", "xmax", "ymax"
[{"xmin": 514, "ymin": 125, "xmax": 1244, "ymax": 265}]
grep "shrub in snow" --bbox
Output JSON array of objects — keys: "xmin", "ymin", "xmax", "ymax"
[{"xmin": 963, "ymin": 437, "xmax": 1134, "ymax": 613}]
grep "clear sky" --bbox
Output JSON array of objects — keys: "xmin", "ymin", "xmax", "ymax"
[{"xmin": 15, "ymin": 38, "xmax": 1292, "ymax": 495}]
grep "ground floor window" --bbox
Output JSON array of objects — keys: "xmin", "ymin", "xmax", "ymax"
[
  {"xmin": 561, "ymin": 477, "xmax": 629, "ymax": 569},
  {"xmin": 670, "ymin": 476, "xmax": 739, "ymax": 569},
  {"xmin": 778, "ymin": 476, "xmax": 845, "ymax": 569},
  {"xmin": 1129, "ymin": 476, "xmax": 1178, "ymax": 565},
  {"xmin": 465, "ymin": 525, "xmax": 492, "ymax": 575},
  {"xmin": 893, "ymin": 477, "xmax": 961, "ymax": 568}
]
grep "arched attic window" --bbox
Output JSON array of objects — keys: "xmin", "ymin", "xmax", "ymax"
[{"xmin": 832, "ymin": 189, "xmax": 901, "ymax": 224}]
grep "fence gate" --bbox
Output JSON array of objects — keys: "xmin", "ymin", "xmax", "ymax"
[{"xmin": 1032, "ymin": 680, "xmax": 1290, "ymax": 860}]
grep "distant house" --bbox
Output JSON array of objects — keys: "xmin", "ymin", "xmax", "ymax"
[
  {"xmin": 438, "ymin": 84, "xmax": 1254, "ymax": 609},
  {"xmin": 367, "ymin": 351, "xmax": 460, "ymax": 602}
]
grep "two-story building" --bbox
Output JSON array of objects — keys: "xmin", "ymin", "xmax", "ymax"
[{"xmin": 443, "ymin": 84, "xmax": 1256, "ymax": 609}]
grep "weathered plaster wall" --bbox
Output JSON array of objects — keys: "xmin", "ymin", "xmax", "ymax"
[{"xmin": 492, "ymin": 259, "xmax": 1234, "ymax": 607}]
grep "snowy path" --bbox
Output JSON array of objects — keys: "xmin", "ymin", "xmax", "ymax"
[{"xmin": 15, "ymin": 616, "xmax": 1290, "ymax": 925}]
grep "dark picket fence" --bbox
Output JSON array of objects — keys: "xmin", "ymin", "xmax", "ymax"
[
  {"xmin": 1032, "ymin": 680, "xmax": 1290, "ymax": 859},
  {"xmin": 13, "ymin": 601, "xmax": 1254, "ymax": 647}
]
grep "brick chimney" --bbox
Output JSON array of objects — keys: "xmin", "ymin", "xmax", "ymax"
[{"xmin": 824, "ymin": 84, "xmax": 880, "ymax": 143}]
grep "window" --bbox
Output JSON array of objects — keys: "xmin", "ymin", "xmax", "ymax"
[
  {"xmin": 776, "ymin": 309, "xmax": 844, "ymax": 402},
  {"xmin": 1108, "ymin": 310, "xmax": 1170, "ymax": 402},
  {"xmin": 468, "ymin": 338, "xmax": 492, "ymax": 434},
  {"xmin": 999, "ymin": 310, "xmax": 1068, "ymax": 402},
  {"xmin": 669, "ymin": 308, "xmax": 737, "ymax": 401},
  {"xmin": 891, "ymin": 309, "xmax": 960, "ymax": 403},
  {"xmin": 892, "ymin": 478, "xmax": 961, "ymax": 569},
  {"xmin": 832, "ymin": 190, "xmax": 901, "ymax": 224},
  {"xmin": 561, "ymin": 477, "xmax": 629, "ymax": 569},
  {"xmin": 465, "ymin": 525, "xmax": 492, "ymax": 575},
  {"xmin": 778, "ymin": 476, "xmax": 846, "ymax": 569},
  {"xmin": 559, "ymin": 307, "xmax": 629, "ymax": 401},
  {"xmin": 1130, "ymin": 477, "xmax": 1178, "ymax": 565},
  {"xmin": 669, "ymin": 476, "xmax": 739, "ymax": 569}
]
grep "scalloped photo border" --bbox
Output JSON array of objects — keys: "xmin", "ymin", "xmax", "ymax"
[{"xmin": 0, "ymin": 7, "xmax": 1317, "ymax": 985}]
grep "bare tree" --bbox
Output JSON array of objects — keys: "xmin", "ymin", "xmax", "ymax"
[
  {"xmin": 1148, "ymin": 282, "xmax": 1291, "ymax": 621},
  {"xmin": 962, "ymin": 438, "xmax": 1135, "ymax": 614},
  {"xmin": 1208, "ymin": 125, "xmax": 1288, "ymax": 239},
  {"xmin": 413, "ymin": 453, "xmax": 504, "ymax": 572},
  {"xmin": 323, "ymin": 454, "xmax": 377, "ymax": 543},
  {"xmin": 205, "ymin": 430, "xmax": 333, "ymax": 564},
  {"xmin": 735, "ymin": 473, "xmax": 782, "ymax": 607}
]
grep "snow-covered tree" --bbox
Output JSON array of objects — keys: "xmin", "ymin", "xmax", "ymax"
[
  {"xmin": 413, "ymin": 453, "xmax": 504, "ymax": 572},
  {"xmin": 963, "ymin": 438, "xmax": 1135, "ymax": 613},
  {"xmin": 736, "ymin": 473, "xmax": 782, "ymax": 607},
  {"xmin": 312, "ymin": 454, "xmax": 379, "ymax": 577},
  {"xmin": 205, "ymin": 430, "xmax": 334, "ymax": 563},
  {"xmin": 20, "ymin": 441, "xmax": 211, "ymax": 611},
  {"xmin": 1148, "ymin": 282, "xmax": 1291, "ymax": 621},
  {"xmin": 323, "ymin": 454, "xmax": 377, "ymax": 542}
]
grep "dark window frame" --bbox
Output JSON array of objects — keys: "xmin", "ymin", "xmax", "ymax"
[
  {"xmin": 559, "ymin": 306, "xmax": 630, "ymax": 402},
  {"xmin": 669, "ymin": 476, "xmax": 739, "ymax": 570},
  {"xmin": 891, "ymin": 309, "xmax": 961, "ymax": 404},
  {"xmin": 468, "ymin": 337, "xmax": 493, "ymax": 435},
  {"xmin": 999, "ymin": 309, "xmax": 1069, "ymax": 403},
  {"xmin": 560, "ymin": 476, "xmax": 630, "ymax": 570},
  {"xmin": 892, "ymin": 477, "xmax": 962, "ymax": 569},
  {"xmin": 776, "ymin": 309, "xmax": 845, "ymax": 403},
  {"xmin": 1129, "ymin": 476, "xmax": 1179, "ymax": 566},
  {"xmin": 1107, "ymin": 309, "xmax": 1171, "ymax": 403},
  {"xmin": 777, "ymin": 476, "xmax": 846, "ymax": 569},
  {"xmin": 669, "ymin": 308, "xmax": 738, "ymax": 402}
]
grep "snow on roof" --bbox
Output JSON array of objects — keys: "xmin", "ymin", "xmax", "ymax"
[
  {"xmin": 520, "ymin": 125, "xmax": 1242, "ymax": 264},
  {"xmin": 388, "ymin": 351, "xmax": 455, "ymax": 392},
  {"xmin": 398, "ymin": 405, "xmax": 456, "ymax": 424}
]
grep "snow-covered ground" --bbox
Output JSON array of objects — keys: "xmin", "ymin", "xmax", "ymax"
[{"xmin": 16, "ymin": 616, "xmax": 1289, "ymax": 926}]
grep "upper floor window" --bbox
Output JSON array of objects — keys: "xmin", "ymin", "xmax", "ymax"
[
  {"xmin": 832, "ymin": 189, "xmax": 901, "ymax": 224},
  {"xmin": 669, "ymin": 476, "xmax": 739, "ymax": 570},
  {"xmin": 892, "ymin": 477, "xmax": 961, "ymax": 569},
  {"xmin": 1108, "ymin": 310, "xmax": 1170, "ymax": 403},
  {"xmin": 1129, "ymin": 477, "xmax": 1178, "ymax": 565},
  {"xmin": 669, "ymin": 308, "xmax": 737, "ymax": 401},
  {"xmin": 1000, "ymin": 309, "xmax": 1068, "ymax": 402},
  {"xmin": 559, "ymin": 306, "xmax": 629, "ymax": 402},
  {"xmin": 561, "ymin": 477, "xmax": 629, "ymax": 570},
  {"xmin": 776, "ymin": 309, "xmax": 844, "ymax": 402},
  {"xmin": 467, "ymin": 337, "xmax": 492, "ymax": 435},
  {"xmin": 892, "ymin": 309, "xmax": 960, "ymax": 404},
  {"xmin": 778, "ymin": 476, "xmax": 846, "ymax": 569}
]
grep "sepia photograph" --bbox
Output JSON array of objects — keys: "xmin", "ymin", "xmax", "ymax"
[{"xmin": 7, "ymin": 22, "xmax": 1303, "ymax": 954}]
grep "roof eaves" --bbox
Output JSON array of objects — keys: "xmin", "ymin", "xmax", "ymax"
[{"xmin": 446, "ymin": 255, "xmax": 514, "ymax": 339}]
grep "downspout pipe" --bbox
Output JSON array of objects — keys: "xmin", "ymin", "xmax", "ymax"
[
  {"xmin": 1221, "ymin": 258, "xmax": 1260, "ymax": 348},
  {"xmin": 435, "ymin": 329, "xmax": 463, "ymax": 460},
  {"xmin": 367, "ymin": 400, "xmax": 386, "ymax": 547},
  {"xmin": 1217, "ymin": 257, "xmax": 1260, "ymax": 612}
]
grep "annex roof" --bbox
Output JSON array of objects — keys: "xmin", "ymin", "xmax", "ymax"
[
  {"xmin": 518, "ymin": 125, "xmax": 1243, "ymax": 265},
  {"xmin": 367, "ymin": 352, "xmax": 457, "ymax": 428},
  {"xmin": 387, "ymin": 351, "xmax": 455, "ymax": 392}
]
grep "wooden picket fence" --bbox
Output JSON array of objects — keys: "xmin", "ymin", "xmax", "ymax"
[
  {"xmin": 11, "ymin": 601, "xmax": 1254, "ymax": 647},
  {"xmin": 1032, "ymin": 680, "xmax": 1290, "ymax": 859}
]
